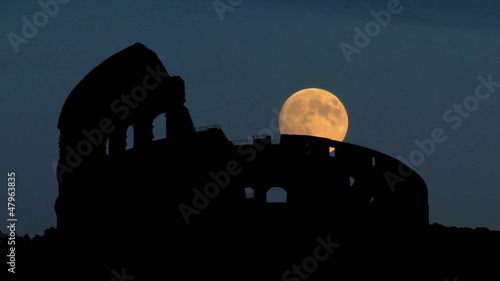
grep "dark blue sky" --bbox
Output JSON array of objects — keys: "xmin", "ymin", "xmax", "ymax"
[{"xmin": 1, "ymin": 1, "xmax": 499, "ymax": 235}]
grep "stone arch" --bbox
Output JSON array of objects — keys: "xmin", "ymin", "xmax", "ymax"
[
  {"xmin": 244, "ymin": 187, "xmax": 255, "ymax": 199},
  {"xmin": 152, "ymin": 113, "xmax": 167, "ymax": 140},
  {"xmin": 126, "ymin": 125, "xmax": 134, "ymax": 149},
  {"xmin": 266, "ymin": 187, "xmax": 287, "ymax": 203}
]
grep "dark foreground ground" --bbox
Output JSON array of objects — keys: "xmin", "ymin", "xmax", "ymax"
[{"xmin": 1, "ymin": 223, "xmax": 499, "ymax": 281}]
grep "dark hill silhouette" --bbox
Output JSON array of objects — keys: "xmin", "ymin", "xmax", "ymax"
[{"xmin": 2, "ymin": 43, "xmax": 499, "ymax": 281}]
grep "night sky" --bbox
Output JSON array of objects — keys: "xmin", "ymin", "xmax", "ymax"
[{"xmin": 1, "ymin": 1, "xmax": 499, "ymax": 236}]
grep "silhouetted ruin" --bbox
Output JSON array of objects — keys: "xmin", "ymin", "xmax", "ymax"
[{"xmin": 2, "ymin": 43, "xmax": 499, "ymax": 280}]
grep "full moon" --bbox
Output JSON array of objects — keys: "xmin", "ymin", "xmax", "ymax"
[{"xmin": 279, "ymin": 88, "xmax": 348, "ymax": 151}]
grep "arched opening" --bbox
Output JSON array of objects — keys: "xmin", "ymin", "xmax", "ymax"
[
  {"xmin": 105, "ymin": 138, "xmax": 110, "ymax": 155},
  {"xmin": 152, "ymin": 114, "xmax": 166, "ymax": 140},
  {"xmin": 244, "ymin": 187, "xmax": 254, "ymax": 199},
  {"xmin": 349, "ymin": 176, "xmax": 355, "ymax": 187},
  {"xmin": 266, "ymin": 187, "xmax": 287, "ymax": 203},
  {"xmin": 126, "ymin": 126, "xmax": 134, "ymax": 149}
]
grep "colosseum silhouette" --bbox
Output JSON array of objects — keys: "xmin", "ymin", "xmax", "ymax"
[{"xmin": 49, "ymin": 43, "xmax": 499, "ymax": 281}]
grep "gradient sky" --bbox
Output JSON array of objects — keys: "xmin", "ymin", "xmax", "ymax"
[{"xmin": 1, "ymin": 1, "xmax": 499, "ymax": 235}]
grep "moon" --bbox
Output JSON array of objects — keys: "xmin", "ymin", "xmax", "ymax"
[{"xmin": 279, "ymin": 88, "xmax": 348, "ymax": 151}]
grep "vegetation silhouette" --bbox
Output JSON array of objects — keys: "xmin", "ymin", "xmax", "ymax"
[{"xmin": 2, "ymin": 43, "xmax": 499, "ymax": 280}]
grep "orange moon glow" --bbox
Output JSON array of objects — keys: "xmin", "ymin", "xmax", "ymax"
[{"xmin": 279, "ymin": 88, "xmax": 349, "ymax": 150}]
